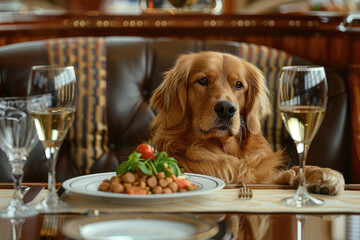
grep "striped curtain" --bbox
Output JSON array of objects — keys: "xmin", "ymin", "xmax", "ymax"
[
  {"xmin": 45, "ymin": 37, "xmax": 108, "ymax": 174},
  {"xmin": 238, "ymin": 43, "xmax": 293, "ymax": 151}
]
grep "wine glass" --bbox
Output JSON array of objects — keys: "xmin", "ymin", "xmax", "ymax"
[
  {"xmin": 0, "ymin": 97, "xmax": 39, "ymax": 218},
  {"xmin": 27, "ymin": 65, "xmax": 76, "ymax": 211},
  {"xmin": 278, "ymin": 65, "xmax": 327, "ymax": 207}
]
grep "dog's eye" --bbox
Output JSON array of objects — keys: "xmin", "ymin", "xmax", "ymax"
[
  {"xmin": 235, "ymin": 81, "xmax": 243, "ymax": 90},
  {"xmin": 197, "ymin": 78, "xmax": 208, "ymax": 86}
]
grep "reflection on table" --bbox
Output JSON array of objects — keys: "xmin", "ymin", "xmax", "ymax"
[
  {"xmin": 0, "ymin": 212, "xmax": 360, "ymax": 240},
  {"xmin": 0, "ymin": 184, "xmax": 359, "ymax": 240}
]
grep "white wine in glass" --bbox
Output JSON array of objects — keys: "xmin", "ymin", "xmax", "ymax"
[
  {"xmin": 30, "ymin": 107, "xmax": 75, "ymax": 151},
  {"xmin": 27, "ymin": 65, "xmax": 76, "ymax": 211},
  {"xmin": 278, "ymin": 66, "xmax": 327, "ymax": 207}
]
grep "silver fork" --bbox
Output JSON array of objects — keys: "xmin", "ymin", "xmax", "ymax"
[{"xmin": 237, "ymin": 182, "xmax": 253, "ymax": 200}]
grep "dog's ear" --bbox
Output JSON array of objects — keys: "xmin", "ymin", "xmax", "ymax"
[
  {"xmin": 150, "ymin": 54, "xmax": 192, "ymax": 127},
  {"xmin": 244, "ymin": 62, "xmax": 271, "ymax": 134}
]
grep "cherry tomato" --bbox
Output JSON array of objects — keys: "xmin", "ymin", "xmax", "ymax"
[{"xmin": 136, "ymin": 143, "xmax": 155, "ymax": 160}]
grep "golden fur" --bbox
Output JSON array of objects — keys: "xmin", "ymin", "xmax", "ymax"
[{"xmin": 150, "ymin": 51, "xmax": 344, "ymax": 195}]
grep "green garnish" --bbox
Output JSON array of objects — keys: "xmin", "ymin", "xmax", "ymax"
[{"xmin": 116, "ymin": 150, "xmax": 183, "ymax": 177}]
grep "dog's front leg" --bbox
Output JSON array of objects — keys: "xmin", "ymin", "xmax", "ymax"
[{"xmin": 183, "ymin": 145, "xmax": 256, "ymax": 184}]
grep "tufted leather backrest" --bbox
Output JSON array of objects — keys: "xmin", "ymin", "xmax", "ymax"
[{"xmin": 0, "ymin": 37, "xmax": 351, "ymax": 182}]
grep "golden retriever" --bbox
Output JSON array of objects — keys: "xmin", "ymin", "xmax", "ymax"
[{"xmin": 149, "ymin": 51, "xmax": 344, "ymax": 196}]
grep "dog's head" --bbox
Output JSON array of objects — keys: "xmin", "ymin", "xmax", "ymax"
[{"xmin": 150, "ymin": 51, "xmax": 271, "ymax": 140}]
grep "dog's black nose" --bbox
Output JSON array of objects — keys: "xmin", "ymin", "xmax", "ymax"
[{"xmin": 214, "ymin": 101, "xmax": 237, "ymax": 119}]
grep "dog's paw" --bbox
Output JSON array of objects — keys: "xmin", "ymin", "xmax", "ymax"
[
  {"xmin": 273, "ymin": 168, "xmax": 297, "ymax": 185},
  {"xmin": 291, "ymin": 165, "xmax": 345, "ymax": 196}
]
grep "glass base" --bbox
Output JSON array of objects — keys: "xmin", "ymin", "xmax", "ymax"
[
  {"xmin": 280, "ymin": 192, "xmax": 325, "ymax": 207},
  {"xmin": 36, "ymin": 192, "xmax": 72, "ymax": 213},
  {"xmin": 0, "ymin": 203, "xmax": 38, "ymax": 218}
]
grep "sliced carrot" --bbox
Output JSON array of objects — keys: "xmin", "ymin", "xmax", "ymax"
[
  {"xmin": 170, "ymin": 174, "xmax": 177, "ymax": 181},
  {"xmin": 126, "ymin": 186, "xmax": 147, "ymax": 195},
  {"xmin": 176, "ymin": 178, "xmax": 188, "ymax": 189}
]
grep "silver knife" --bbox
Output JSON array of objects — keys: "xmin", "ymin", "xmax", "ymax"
[
  {"xmin": 23, "ymin": 186, "xmax": 44, "ymax": 205},
  {"xmin": 56, "ymin": 186, "xmax": 66, "ymax": 199}
]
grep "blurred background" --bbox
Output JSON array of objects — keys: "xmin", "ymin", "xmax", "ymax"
[{"xmin": 0, "ymin": 0, "xmax": 359, "ymax": 13}]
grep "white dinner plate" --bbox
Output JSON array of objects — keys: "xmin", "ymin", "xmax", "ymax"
[
  {"xmin": 62, "ymin": 213, "xmax": 219, "ymax": 240},
  {"xmin": 62, "ymin": 172, "xmax": 225, "ymax": 204}
]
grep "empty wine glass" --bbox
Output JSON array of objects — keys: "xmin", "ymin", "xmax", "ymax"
[
  {"xmin": 27, "ymin": 65, "xmax": 77, "ymax": 212},
  {"xmin": 278, "ymin": 66, "xmax": 327, "ymax": 207},
  {"xmin": 0, "ymin": 97, "xmax": 39, "ymax": 218}
]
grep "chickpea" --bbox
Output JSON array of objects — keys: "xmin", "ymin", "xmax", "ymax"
[
  {"xmin": 166, "ymin": 177, "xmax": 173, "ymax": 184},
  {"xmin": 146, "ymin": 176, "xmax": 157, "ymax": 188},
  {"xmin": 98, "ymin": 182, "xmax": 110, "ymax": 191},
  {"xmin": 152, "ymin": 186, "xmax": 163, "ymax": 194},
  {"xmin": 110, "ymin": 180, "xmax": 120, "ymax": 189},
  {"xmin": 111, "ymin": 183, "xmax": 124, "ymax": 193},
  {"xmin": 139, "ymin": 175, "xmax": 147, "ymax": 182},
  {"xmin": 159, "ymin": 178, "xmax": 168, "ymax": 188},
  {"xmin": 122, "ymin": 172, "xmax": 136, "ymax": 183},
  {"xmin": 162, "ymin": 187, "xmax": 172, "ymax": 194},
  {"xmin": 139, "ymin": 180, "xmax": 146, "ymax": 189},
  {"xmin": 168, "ymin": 182, "xmax": 178, "ymax": 192},
  {"xmin": 133, "ymin": 181, "xmax": 139, "ymax": 186},
  {"xmin": 110, "ymin": 177, "xmax": 121, "ymax": 184},
  {"xmin": 156, "ymin": 172, "xmax": 166, "ymax": 179}
]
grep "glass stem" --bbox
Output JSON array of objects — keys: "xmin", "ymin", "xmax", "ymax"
[
  {"xmin": 10, "ymin": 156, "xmax": 25, "ymax": 205},
  {"xmin": 11, "ymin": 218, "xmax": 24, "ymax": 240},
  {"xmin": 296, "ymin": 215, "xmax": 306, "ymax": 240},
  {"xmin": 45, "ymin": 147, "xmax": 58, "ymax": 198},
  {"xmin": 296, "ymin": 142, "xmax": 309, "ymax": 194}
]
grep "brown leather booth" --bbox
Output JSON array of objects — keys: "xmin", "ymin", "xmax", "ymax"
[{"xmin": 0, "ymin": 37, "xmax": 351, "ymax": 183}]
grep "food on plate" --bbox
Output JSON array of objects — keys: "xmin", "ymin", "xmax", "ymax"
[{"xmin": 98, "ymin": 142, "xmax": 196, "ymax": 195}]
